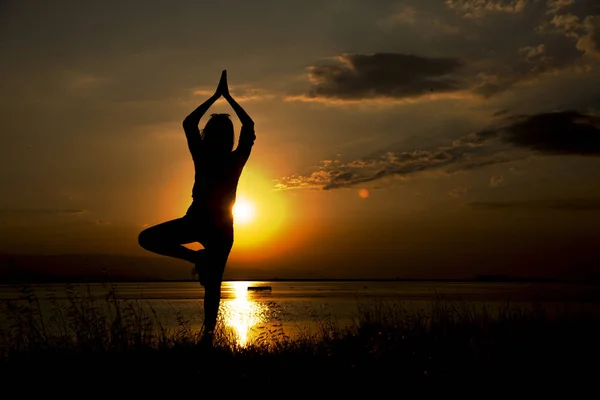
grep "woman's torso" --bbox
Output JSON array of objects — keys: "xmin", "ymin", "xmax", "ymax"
[{"xmin": 188, "ymin": 152, "xmax": 243, "ymax": 222}]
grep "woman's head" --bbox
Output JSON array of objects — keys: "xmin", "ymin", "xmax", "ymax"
[{"xmin": 202, "ymin": 113, "xmax": 234, "ymax": 153}]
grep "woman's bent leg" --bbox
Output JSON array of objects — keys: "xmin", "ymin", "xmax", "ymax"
[{"xmin": 138, "ymin": 218, "xmax": 199, "ymax": 263}]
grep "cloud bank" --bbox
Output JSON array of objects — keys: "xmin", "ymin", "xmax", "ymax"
[{"xmin": 289, "ymin": 1, "xmax": 599, "ymax": 103}]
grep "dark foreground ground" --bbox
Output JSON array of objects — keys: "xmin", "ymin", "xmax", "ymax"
[{"xmin": 1, "ymin": 287, "xmax": 599, "ymax": 394}]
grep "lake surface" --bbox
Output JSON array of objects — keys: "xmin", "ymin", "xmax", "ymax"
[{"xmin": 1, "ymin": 281, "xmax": 598, "ymax": 346}]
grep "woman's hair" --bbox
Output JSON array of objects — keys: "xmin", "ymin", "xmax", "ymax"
[{"xmin": 201, "ymin": 113, "xmax": 234, "ymax": 153}]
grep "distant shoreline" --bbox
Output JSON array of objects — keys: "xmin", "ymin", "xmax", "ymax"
[{"xmin": 0, "ymin": 277, "xmax": 593, "ymax": 285}]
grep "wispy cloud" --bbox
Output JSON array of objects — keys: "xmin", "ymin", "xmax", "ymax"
[
  {"xmin": 378, "ymin": 6, "xmax": 461, "ymax": 36},
  {"xmin": 489, "ymin": 174, "xmax": 505, "ymax": 187},
  {"xmin": 546, "ymin": 0, "xmax": 574, "ymax": 15},
  {"xmin": 577, "ymin": 15, "xmax": 600, "ymax": 58},
  {"xmin": 445, "ymin": 0, "xmax": 528, "ymax": 18},
  {"xmin": 275, "ymin": 129, "xmax": 514, "ymax": 190},
  {"xmin": 542, "ymin": 5, "xmax": 600, "ymax": 58},
  {"xmin": 449, "ymin": 187, "xmax": 469, "ymax": 198},
  {"xmin": 275, "ymin": 110, "xmax": 600, "ymax": 190}
]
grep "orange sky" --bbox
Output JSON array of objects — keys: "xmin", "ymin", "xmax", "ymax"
[{"xmin": 2, "ymin": 0, "xmax": 600, "ymax": 280}]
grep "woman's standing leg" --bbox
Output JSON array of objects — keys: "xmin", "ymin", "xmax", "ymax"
[
  {"xmin": 202, "ymin": 249, "xmax": 230, "ymax": 339},
  {"xmin": 200, "ymin": 223, "xmax": 234, "ymax": 342}
]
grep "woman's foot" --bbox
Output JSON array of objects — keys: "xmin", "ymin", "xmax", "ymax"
[
  {"xmin": 194, "ymin": 251, "xmax": 207, "ymax": 286},
  {"xmin": 199, "ymin": 328, "xmax": 214, "ymax": 348}
]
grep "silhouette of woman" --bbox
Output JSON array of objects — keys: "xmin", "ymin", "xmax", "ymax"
[{"xmin": 138, "ymin": 70, "xmax": 255, "ymax": 341}]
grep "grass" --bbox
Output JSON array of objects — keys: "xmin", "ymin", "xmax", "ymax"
[{"xmin": 0, "ymin": 284, "xmax": 599, "ymax": 394}]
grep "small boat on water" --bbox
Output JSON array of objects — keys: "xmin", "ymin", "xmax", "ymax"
[{"xmin": 247, "ymin": 286, "xmax": 272, "ymax": 292}]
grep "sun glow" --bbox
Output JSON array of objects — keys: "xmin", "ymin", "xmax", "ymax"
[
  {"xmin": 228, "ymin": 169, "xmax": 292, "ymax": 253},
  {"xmin": 232, "ymin": 197, "xmax": 256, "ymax": 224},
  {"xmin": 170, "ymin": 167, "xmax": 299, "ymax": 256}
]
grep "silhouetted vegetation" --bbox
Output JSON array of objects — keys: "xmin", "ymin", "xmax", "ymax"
[{"xmin": 0, "ymin": 285, "xmax": 598, "ymax": 393}]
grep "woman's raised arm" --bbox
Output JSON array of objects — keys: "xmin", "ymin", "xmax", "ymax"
[
  {"xmin": 182, "ymin": 94, "xmax": 220, "ymax": 134},
  {"xmin": 182, "ymin": 72, "xmax": 225, "ymax": 151},
  {"xmin": 220, "ymin": 70, "xmax": 254, "ymax": 126}
]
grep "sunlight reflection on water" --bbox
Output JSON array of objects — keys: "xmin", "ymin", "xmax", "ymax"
[{"xmin": 220, "ymin": 282, "xmax": 270, "ymax": 346}]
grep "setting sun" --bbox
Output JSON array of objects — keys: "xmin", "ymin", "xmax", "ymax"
[
  {"xmin": 173, "ymin": 168, "xmax": 297, "ymax": 257},
  {"xmin": 233, "ymin": 197, "xmax": 256, "ymax": 224}
]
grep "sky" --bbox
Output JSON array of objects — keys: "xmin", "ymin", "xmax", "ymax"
[{"xmin": 1, "ymin": 0, "xmax": 600, "ymax": 281}]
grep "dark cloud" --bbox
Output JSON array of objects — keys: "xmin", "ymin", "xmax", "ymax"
[
  {"xmin": 291, "ymin": 45, "xmax": 582, "ymax": 102},
  {"xmin": 502, "ymin": 111, "xmax": 600, "ymax": 155},
  {"xmin": 467, "ymin": 198, "xmax": 600, "ymax": 210},
  {"xmin": 296, "ymin": 53, "xmax": 466, "ymax": 101},
  {"xmin": 275, "ymin": 110, "xmax": 600, "ymax": 190}
]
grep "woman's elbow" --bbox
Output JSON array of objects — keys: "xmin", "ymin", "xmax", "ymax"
[{"xmin": 184, "ymin": 121, "xmax": 201, "ymax": 135}]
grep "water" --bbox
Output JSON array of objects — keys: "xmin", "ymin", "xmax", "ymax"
[{"xmin": 1, "ymin": 281, "xmax": 599, "ymax": 346}]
